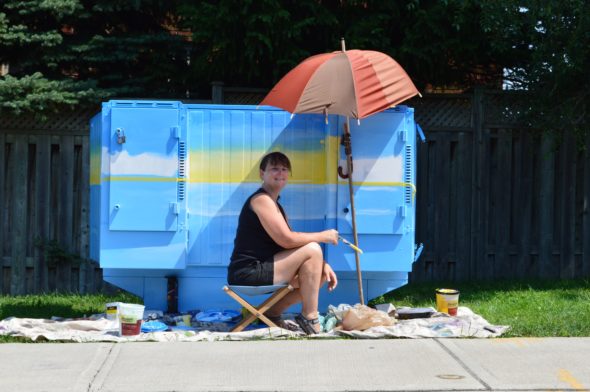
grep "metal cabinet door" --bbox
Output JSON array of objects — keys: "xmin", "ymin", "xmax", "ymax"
[
  {"xmin": 108, "ymin": 105, "xmax": 183, "ymax": 232},
  {"xmin": 337, "ymin": 109, "xmax": 412, "ymax": 235}
]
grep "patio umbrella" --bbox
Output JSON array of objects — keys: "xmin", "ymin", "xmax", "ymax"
[{"xmin": 260, "ymin": 40, "xmax": 419, "ymax": 304}]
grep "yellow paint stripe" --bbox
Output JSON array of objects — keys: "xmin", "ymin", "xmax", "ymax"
[
  {"xmin": 99, "ymin": 177, "xmax": 416, "ymax": 193},
  {"xmin": 345, "ymin": 180, "xmax": 416, "ymax": 191},
  {"xmin": 341, "ymin": 181, "xmax": 417, "ymax": 200},
  {"xmin": 558, "ymin": 369, "xmax": 586, "ymax": 390},
  {"xmin": 105, "ymin": 176, "xmax": 184, "ymax": 182}
]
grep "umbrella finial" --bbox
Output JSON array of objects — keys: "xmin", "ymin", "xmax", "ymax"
[{"xmin": 341, "ymin": 38, "xmax": 346, "ymax": 52}]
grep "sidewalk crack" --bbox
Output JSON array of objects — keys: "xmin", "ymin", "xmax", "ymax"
[
  {"xmin": 85, "ymin": 343, "xmax": 120, "ymax": 392},
  {"xmin": 434, "ymin": 338, "xmax": 492, "ymax": 391}
]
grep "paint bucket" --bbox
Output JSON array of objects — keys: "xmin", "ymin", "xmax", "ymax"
[
  {"xmin": 118, "ymin": 303, "xmax": 145, "ymax": 336},
  {"xmin": 435, "ymin": 289, "xmax": 460, "ymax": 316},
  {"xmin": 105, "ymin": 302, "xmax": 121, "ymax": 321}
]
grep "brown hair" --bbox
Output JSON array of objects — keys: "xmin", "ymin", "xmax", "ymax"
[{"xmin": 259, "ymin": 152, "xmax": 292, "ymax": 172}]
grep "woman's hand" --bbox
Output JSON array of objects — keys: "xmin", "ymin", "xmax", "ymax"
[
  {"xmin": 323, "ymin": 263, "xmax": 338, "ymax": 291},
  {"xmin": 321, "ymin": 229, "xmax": 338, "ymax": 245}
]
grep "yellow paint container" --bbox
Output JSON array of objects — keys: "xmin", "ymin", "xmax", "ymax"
[{"xmin": 436, "ymin": 288, "xmax": 460, "ymax": 316}]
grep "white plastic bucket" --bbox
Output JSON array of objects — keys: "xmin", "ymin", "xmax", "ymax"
[
  {"xmin": 118, "ymin": 303, "xmax": 145, "ymax": 336},
  {"xmin": 435, "ymin": 288, "xmax": 460, "ymax": 316}
]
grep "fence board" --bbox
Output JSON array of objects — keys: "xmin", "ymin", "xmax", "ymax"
[
  {"xmin": 79, "ymin": 136, "xmax": 90, "ymax": 293},
  {"xmin": 26, "ymin": 141, "xmax": 36, "ymax": 262},
  {"xmin": 516, "ymin": 130, "xmax": 534, "ymax": 278},
  {"xmin": 455, "ymin": 131, "xmax": 471, "ymax": 280},
  {"xmin": 552, "ymin": 142, "xmax": 563, "ymax": 259},
  {"xmin": 0, "ymin": 132, "xmax": 4, "ymax": 294},
  {"xmin": 436, "ymin": 135, "xmax": 452, "ymax": 278},
  {"xmin": 560, "ymin": 131, "xmax": 576, "ymax": 278},
  {"xmin": 488, "ymin": 134, "xmax": 498, "ymax": 277},
  {"xmin": 496, "ymin": 129, "xmax": 512, "ymax": 278},
  {"xmin": 414, "ymin": 138, "xmax": 430, "ymax": 281},
  {"xmin": 10, "ymin": 135, "xmax": 28, "ymax": 295},
  {"xmin": 538, "ymin": 133, "xmax": 555, "ymax": 279},
  {"xmin": 34, "ymin": 135, "xmax": 51, "ymax": 292},
  {"xmin": 584, "ymin": 132, "xmax": 590, "ymax": 277},
  {"xmin": 470, "ymin": 89, "xmax": 485, "ymax": 279},
  {"xmin": 58, "ymin": 136, "xmax": 75, "ymax": 291},
  {"xmin": 480, "ymin": 130, "xmax": 493, "ymax": 279},
  {"xmin": 425, "ymin": 135, "xmax": 439, "ymax": 279},
  {"xmin": 3, "ymin": 137, "xmax": 13, "ymax": 262},
  {"xmin": 448, "ymin": 137, "xmax": 458, "ymax": 265}
]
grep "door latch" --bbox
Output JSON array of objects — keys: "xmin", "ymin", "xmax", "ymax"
[{"xmin": 116, "ymin": 128, "xmax": 126, "ymax": 144}]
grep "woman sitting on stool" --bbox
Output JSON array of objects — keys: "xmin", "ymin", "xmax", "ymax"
[{"xmin": 227, "ymin": 152, "xmax": 338, "ymax": 334}]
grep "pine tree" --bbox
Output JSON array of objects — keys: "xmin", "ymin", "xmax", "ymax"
[{"xmin": 0, "ymin": 0, "xmax": 189, "ymax": 114}]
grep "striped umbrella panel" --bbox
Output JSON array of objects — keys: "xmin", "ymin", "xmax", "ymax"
[{"xmin": 261, "ymin": 50, "xmax": 419, "ymax": 119}]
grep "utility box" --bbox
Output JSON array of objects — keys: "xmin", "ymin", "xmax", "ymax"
[{"xmin": 90, "ymin": 101, "xmax": 419, "ymax": 312}]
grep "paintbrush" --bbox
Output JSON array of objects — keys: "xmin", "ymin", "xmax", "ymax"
[{"xmin": 338, "ymin": 236, "xmax": 363, "ymax": 254}]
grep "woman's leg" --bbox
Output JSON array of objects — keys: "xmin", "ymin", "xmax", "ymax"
[
  {"xmin": 270, "ymin": 242, "xmax": 324, "ymax": 321},
  {"xmin": 265, "ymin": 287, "xmax": 301, "ymax": 317},
  {"xmin": 266, "ymin": 269, "xmax": 331, "ymax": 317}
]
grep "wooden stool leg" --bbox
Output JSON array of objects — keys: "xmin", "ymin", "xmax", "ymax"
[
  {"xmin": 254, "ymin": 286, "xmax": 293, "ymax": 328},
  {"xmin": 223, "ymin": 287, "xmax": 259, "ymax": 332},
  {"xmin": 223, "ymin": 285, "xmax": 294, "ymax": 332}
]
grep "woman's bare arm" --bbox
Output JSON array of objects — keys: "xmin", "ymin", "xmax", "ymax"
[{"xmin": 251, "ymin": 193, "xmax": 338, "ymax": 249}]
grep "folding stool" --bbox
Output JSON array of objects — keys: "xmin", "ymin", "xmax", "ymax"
[{"xmin": 223, "ymin": 284, "xmax": 294, "ymax": 332}]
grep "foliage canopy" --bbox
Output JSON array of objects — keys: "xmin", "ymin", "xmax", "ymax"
[
  {"xmin": 0, "ymin": 0, "xmax": 188, "ymax": 113},
  {"xmin": 0, "ymin": 0, "xmax": 588, "ymax": 138}
]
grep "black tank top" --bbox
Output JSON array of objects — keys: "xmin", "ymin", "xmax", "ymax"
[{"xmin": 229, "ymin": 188, "xmax": 289, "ymax": 267}]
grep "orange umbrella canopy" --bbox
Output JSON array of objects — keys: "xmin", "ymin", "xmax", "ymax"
[{"xmin": 260, "ymin": 49, "xmax": 419, "ymax": 119}]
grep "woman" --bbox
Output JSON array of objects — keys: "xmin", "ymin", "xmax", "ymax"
[{"xmin": 228, "ymin": 152, "xmax": 338, "ymax": 334}]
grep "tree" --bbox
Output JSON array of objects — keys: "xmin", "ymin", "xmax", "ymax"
[
  {"xmin": 2, "ymin": 0, "xmax": 587, "ymax": 141},
  {"xmin": 180, "ymin": 0, "xmax": 587, "ymax": 139},
  {"xmin": 179, "ymin": 0, "xmax": 509, "ymax": 91},
  {"xmin": 0, "ymin": 0, "xmax": 189, "ymax": 114},
  {"xmin": 178, "ymin": 0, "xmax": 339, "ymax": 91},
  {"xmin": 336, "ymin": 1, "xmax": 505, "ymax": 91},
  {"xmin": 481, "ymin": 0, "xmax": 589, "ymax": 141}
]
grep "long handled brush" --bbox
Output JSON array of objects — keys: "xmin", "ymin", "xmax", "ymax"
[{"xmin": 338, "ymin": 235, "xmax": 363, "ymax": 254}]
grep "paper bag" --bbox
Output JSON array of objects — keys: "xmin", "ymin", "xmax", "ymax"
[{"xmin": 341, "ymin": 304, "xmax": 396, "ymax": 331}]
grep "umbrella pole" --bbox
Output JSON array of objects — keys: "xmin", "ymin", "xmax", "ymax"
[{"xmin": 343, "ymin": 117, "xmax": 364, "ymax": 305}]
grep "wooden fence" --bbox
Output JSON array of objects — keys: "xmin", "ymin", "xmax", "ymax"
[
  {"xmin": 1, "ymin": 88, "xmax": 588, "ymax": 295},
  {"xmin": 217, "ymin": 85, "xmax": 590, "ymax": 282},
  {"xmin": 410, "ymin": 89, "xmax": 589, "ymax": 282},
  {"xmin": 0, "ymin": 108, "xmax": 103, "ymax": 295}
]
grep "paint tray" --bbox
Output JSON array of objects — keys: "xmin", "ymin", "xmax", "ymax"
[{"xmin": 396, "ymin": 307, "xmax": 436, "ymax": 319}]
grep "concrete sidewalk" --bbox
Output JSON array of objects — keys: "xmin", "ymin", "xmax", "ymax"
[{"xmin": 1, "ymin": 338, "xmax": 589, "ymax": 392}]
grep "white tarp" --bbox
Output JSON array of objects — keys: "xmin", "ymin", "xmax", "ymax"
[{"xmin": 0, "ymin": 307, "xmax": 508, "ymax": 342}]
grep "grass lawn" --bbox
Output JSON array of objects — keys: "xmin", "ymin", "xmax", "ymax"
[
  {"xmin": 1, "ymin": 279, "xmax": 589, "ymax": 342},
  {"xmin": 370, "ymin": 278, "xmax": 590, "ymax": 337},
  {"xmin": 0, "ymin": 291, "xmax": 141, "ymax": 343}
]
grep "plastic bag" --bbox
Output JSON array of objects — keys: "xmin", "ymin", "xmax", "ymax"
[{"xmin": 341, "ymin": 304, "xmax": 396, "ymax": 331}]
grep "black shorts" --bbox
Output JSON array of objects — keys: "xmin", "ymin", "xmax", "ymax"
[{"xmin": 227, "ymin": 256, "xmax": 274, "ymax": 286}]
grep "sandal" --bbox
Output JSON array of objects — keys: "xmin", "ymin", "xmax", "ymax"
[
  {"xmin": 295, "ymin": 313, "xmax": 320, "ymax": 335},
  {"xmin": 266, "ymin": 315, "xmax": 299, "ymax": 332}
]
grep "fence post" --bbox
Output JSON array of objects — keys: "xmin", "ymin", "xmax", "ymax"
[{"xmin": 211, "ymin": 81, "xmax": 224, "ymax": 104}]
